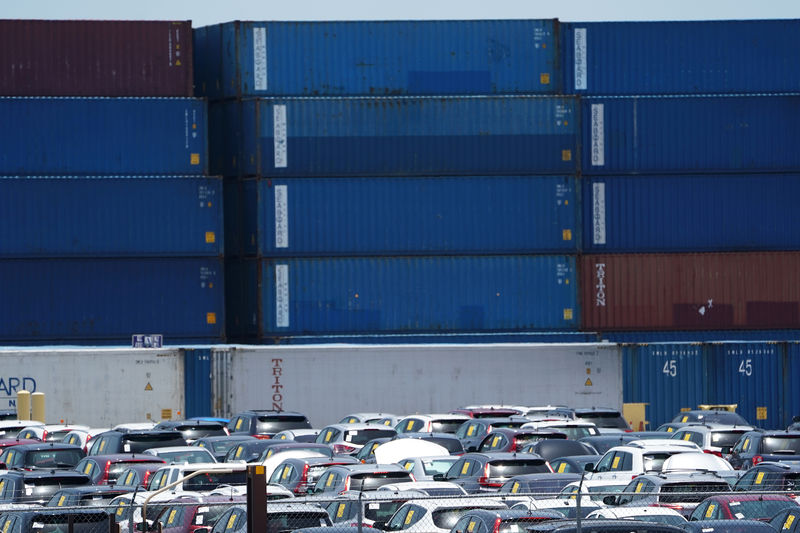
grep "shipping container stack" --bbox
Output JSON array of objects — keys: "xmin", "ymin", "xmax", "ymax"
[
  {"xmin": 560, "ymin": 19, "xmax": 800, "ymax": 338},
  {"xmin": 0, "ymin": 20, "xmax": 224, "ymax": 345},
  {"xmin": 195, "ymin": 20, "xmax": 583, "ymax": 342}
]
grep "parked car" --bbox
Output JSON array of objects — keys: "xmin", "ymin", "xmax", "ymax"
[
  {"xmin": 0, "ymin": 442, "xmax": 84, "ymax": 470},
  {"xmin": 325, "ymin": 491, "xmax": 423, "ymax": 529},
  {"xmin": 268, "ymin": 456, "xmax": 359, "ymax": 495},
  {"xmin": 604, "ymin": 472, "xmax": 732, "ymax": 517},
  {"xmin": 152, "ymin": 419, "xmax": 228, "ymax": 443},
  {"xmin": 354, "ymin": 437, "xmax": 393, "ymax": 463},
  {"xmin": 272, "ymin": 429, "xmax": 321, "ymax": 442},
  {"xmin": 0, "ymin": 438, "xmax": 42, "ymax": 453},
  {"xmin": 497, "ymin": 473, "xmax": 581, "ymax": 501},
  {"xmin": 16, "ymin": 424, "xmax": 90, "ymax": 443},
  {"xmin": 672, "ymin": 410, "xmax": 749, "ymax": 426},
  {"xmin": 0, "ymin": 470, "xmax": 92, "ymax": 504},
  {"xmin": 0, "ymin": 420, "xmax": 44, "ymax": 439},
  {"xmin": 769, "ymin": 507, "xmax": 800, "ymax": 533},
  {"xmin": 586, "ymin": 506, "xmax": 687, "ymax": 526},
  {"xmin": 310, "ymin": 464, "xmax": 414, "ymax": 495},
  {"xmin": 521, "ymin": 421, "xmax": 600, "ymax": 440},
  {"xmin": 0, "ymin": 509, "xmax": 111, "ymax": 533},
  {"xmin": 573, "ymin": 408, "xmax": 632, "ymax": 432},
  {"xmin": 209, "ymin": 502, "xmax": 332, "ymax": 533},
  {"xmin": 382, "ymin": 497, "xmax": 508, "ymax": 533},
  {"xmin": 586, "ymin": 441, "xmax": 700, "ymax": 482},
  {"xmin": 441, "ymin": 452, "xmax": 552, "ymax": 493},
  {"xmin": 511, "ymin": 499, "xmax": 601, "ymax": 520},
  {"xmin": 669, "ymin": 423, "xmax": 753, "ymax": 456},
  {"xmin": 477, "ymin": 429, "xmax": 567, "ymax": 453},
  {"xmin": 397, "ymin": 456, "xmax": 459, "ymax": 482},
  {"xmin": 191, "ymin": 435, "xmax": 257, "ymax": 462},
  {"xmin": 221, "ymin": 439, "xmax": 279, "ymax": 463},
  {"xmin": 339, "ymin": 412, "xmax": 400, "ymax": 425},
  {"xmin": 548, "ymin": 455, "xmax": 602, "ymax": 475},
  {"xmin": 395, "ymin": 432, "xmax": 466, "ymax": 456},
  {"xmin": 111, "ymin": 463, "xmax": 167, "ymax": 490},
  {"xmin": 450, "ymin": 508, "xmax": 564, "ymax": 533},
  {"xmin": 396, "ymin": 414, "xmax": 470, "ymax": 435},
  {"xmin": 733, "ymin": 460, "xmax": 800, "ymax": 492},
  {"xmin": 227, "ymin": 409, "xmax": 312, "ymax": 439},
  {"xmin": 142, "ymin": 445, "xmax": 217, "ymax": 464},
  {"xmin": 61, "ymin": 427, "xmax": 110, "ymax": 453},
  {"xmin": 144, "ymin": 462, "xmax": 247, "ymax": 494},
  {"xmin": 155, "ymin": 494, "xmax": 246, "ymax": 533},
  {"xmin": 455, "ymin": 418, "xmax": 527, "ymax": 453},
  {"xmin": 316, "ymin": 423, "xmax": 398, "ymax": 455},
  {"xmin": 727, "ymin": 430, "xmax": 800, "ymax": 470},
  {"xmin": 519, "ymin": 439, "xmax": 597, "ymax": 461},
  {"xmin": 45, "ymin": 485, "xmax": 132, "ymax": 507},
  {"xmin": 87, "ymin": 429, "xmax": 187, "ymax": 455},
  {"xmin": 689, "ymin": 493, "xmax": 799, "ymax": 521},
  {"xmin": 557, "ymin": 478, "xmax": 629, "ymax": 506},
  {"xmin": 378, "ymin": 481, "xmax": 468, "ymax": 497},
  {"xmin": 74, "ymin": 453, "xmax": 166, "ymax": 485},
  {"xmin": 257, "ymin": 441, "xmax": 335, "ymax": 461}
]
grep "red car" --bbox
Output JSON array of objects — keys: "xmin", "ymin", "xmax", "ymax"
[
  {"xmin": 74, "ymin": 454, "xmax": 166, "ymax": 485},
  {"xmin": 157, "ymin": 495, "xmax": 246, "ymax": 533},
  {"xmin": 690, "ymin": 494, "xmax": 799, "ymax": 521}
]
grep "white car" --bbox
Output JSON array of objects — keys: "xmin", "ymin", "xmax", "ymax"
[
  {"xmin": 142, "ymin": 445, "xmax": 217, "ymax": 464},
  {"xmin": 272, "ymin": 429, "xmax": 321, "ymax": 442},
  {"xmin": 339, "ymin": 412, "xmax": 401, "ymax": 425},
  {"xmin": 316, "ymin": 423, "xmax": 398, "ymax": 455},
  {"xmin": 396, "ymin": 455, "xmax": 459, "ymax": 482},
  {"xmin": 61, "ymin": 428, "xmax": 110, "ymax": 453},
  {"xmin": 112, "ymin": 422, "xmax": 157, "ymax": 432},
  {"xmin": 587, "ymin": 505, "xmax": 687, "ymax": 526},
  {"xmin": 378, "ymin": 480, "xmax": 468, "ymax": 497},
  {"xmin": 521, "ymin": 420, "xmax": 600, "ymax": 439},
  {"xmin": 17, "ymin": 424, "xmax": 90, "ymax": 442},
  {"xmin": 384, "ymin": 497, "xmax": 508, "ymax": 533},
  {"xmin": 586, "ymin": 441, "xmax": 701, "ymax": 482},
  {"xmin": 668, "ymin": 423, "xmax": 754, "ymax": 456},
  {"xmin": 659, "ymin": 451, "xmax": 739, "ymax": 485},
  {"xmin": 0, "ymin": 420, "xmax": 44, "ymax": 438},
  {"xmin": 558, "ymin": 478, "xmax": 629, "ymax": 506},
  {"xmin": 395, "ymin": 414, "xmax": 470, "ymax": 435}
]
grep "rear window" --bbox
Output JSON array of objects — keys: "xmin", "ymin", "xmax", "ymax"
[
  {"xmin": 26, "ymin": 449, "xmax": 84, "ymax": 468},
  {"xmin": 726, "ymin": 499, "xmax": 798, "ymax": 520},
  {"xmin": 267, "ymin": 511, "xmax": 330, "ymax": 531},
  {"xmin": 575, "ymin": 412, "xmax": 630, "ymax": 429},
  {"xmin": 174, "ymin": 424, "xmax": 227, "ymax": 440},
  {"xmin": 488, "ymin": 460, "xmax": 550, "ymax": 478},
  {"xmin": 182, "ymin": 470, "xmax": 246, "ymax": 491},
  {"xmin": 659, "ymin": 482, "xmax": 730, "ymax": 504},
  {"xmin": 349, "ymin": 471, "xmax": 413, "ymax": 491},
  {"xmin": 122, "ymin": 434, "xmax": 187, "ymax": 453},
  {"xmin": 343, "ymin": 429, "xmax": 396, "ymax": 445},
  {"xmin": 364, "ymin": 501, "xmax": 407, "ymax": 523},
  {"xmin": 762, "ymin": 436, "xmax": 800, "ymax": 454},
  {"xmin": 32, "ymin": 513, "xmax": 109, "ymax": 533},
  {"xmin": 256, "ymin": 415, "xmax": 311, "ymax": 434},
  {"xmin": 712, "ymin": 431, "xmax": 746, "ymax": 449},
  {"xmin": 432, "ymin": 507, "xmax": 488, "ymax": 529},
  {"xmin": 430, "ymin": 421, "xmax": 466, "ymax": 434},
  {"xmin": 643, "ymin": 453, "xmax": 679, "ymax": 472}
]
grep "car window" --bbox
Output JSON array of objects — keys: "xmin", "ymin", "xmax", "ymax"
[
  {"xmin": 642, "ymin": 453, "xmax": 674, "ymax": 472},
  {"xmin": 488, "ymin": 460, "xmax": 550, "ymax": 477},
  {"xmin": 319, "ymin": 428, "xmax": 342, "ymax": 444},
  {"xmin": 712, "ymin": 431, "xmax": 746, "ymax": 451},
  {"xmin": 432, "ymin": 508, "xmax": 483, "ymax": 529},
  {"xmin": 255, "ymin": 415, "xmax": 311, "ymax": 435},
  {"xmin": 212, "ymin": 507, "xmax": 246, "ymax": 533},
  {"xmin": 343, "ymin": 429, "xmax": 396, "ymax": 445},
  {"xmin": 481, "ymin": 434, "xmax": 507, "ymax": 452},
  {"xmin": 595, "ymin": 452, "xmax": 615, "ymax": 472},
  {"xmin": 458, "ymin": 422, "xmax": 484, "ymax": 440},
  {"xmin": 349, "ymin": 471, "xmax": 413, "ymax": 491},
  {"xmin": 762, "ymin": 436, "xmax": 800, "ymax": 453},
  {"xmin": 609, "ymin": 451, "xmax": 630, "ymax": 471},
  {"xmin": 431, "ymin": 420, "xmax": 465, "ymax": 433},
  {"xmin": 735, "ymin": 469, "xmax": 760, "ymax": 490}
]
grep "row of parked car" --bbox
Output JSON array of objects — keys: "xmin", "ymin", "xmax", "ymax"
[{"xmin": 0, "ymin": 405, "xmax": 797, "ymax": 532}]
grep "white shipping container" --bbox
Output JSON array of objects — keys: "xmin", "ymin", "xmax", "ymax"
[
  {"xmin": 218, "ymin": 343, "xmax": 622, "ymax": 427},
  {"xmin": 0, "ymin": 348, "xmax": 184, "ymax": 427}
]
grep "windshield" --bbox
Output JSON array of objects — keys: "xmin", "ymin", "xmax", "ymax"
[
  {"xmin": 430, "ymin": 421, "xmax": 465, "ymax": 434},
  {"xmin": 343, "ymin": 429, "xmax": 396, "ymax": 445},
  {"xmin": 350, "ymin": 472, "xmax": 412, "ymax": 491},
  {"xmin": 587, "ymin": 484, "xmax": 626, "ymax": 501},
  {"xmin": 643, "ymin": 453, "xmax": 679, "ymax": 472},
  {"xmin": 488, "ymin": 460, "xmax": 550, "ymax": 478},
  {"xmin": 26, "ymin": 449, "xmax": 84, "ymax": 468},
  {"xmin": 154, "ymin": 450, "xmax": 212, "ymax": 464},
  {"xmin": 267, "ymin": 511, "xmax": 329, "ymax": 532},
  {"xmin": 724, "ymin": 500, "xmax": 797, "ymax": 519},
  {"xmin": 762, "ymin": 437, "xmax": 800, "ymax": 454},
  {"xmin": 256, "ymin": 415, "xmax": 311, "ymax": 434},
  {"xmin": 182, "ymin": 471, "xmax": 246, "ymax": 491},
  {"xmin": 422, "ymin": 458, "xmax": 458, "ymax": 475}
]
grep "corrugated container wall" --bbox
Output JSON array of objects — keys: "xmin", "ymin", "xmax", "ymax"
[
  {"xmin": 225, "ymin": 255, "xmax": 579, "ymax": 341},
  {"xmin": 0, "ymin": 98, "xmax": 207, "ymax": 175},
  {"xmin": 0, "ymin": 258, "xmax": 224, "ymax": 343},
  {"xmin": 193, "ymin": 19, "xmax": 559, "ymax": 99},
  {"xmin": 561, "ymin": 20, "xmax": 800, "ymax": 95},
  {"xmin": 210, "ymin": 96, "xmax": 577, "ymax": 178},
  {"xmin": 603, "ymin": 330, "xmax": 800, "ymax": 344},
  {"xmin": 622, "ymin": 343, "xmax": 708, "ymax": 429},
  {"xmin": 581, "ymin": 252, "xmax": 800, "ymax": 331},
  {"xmin": 707, "ymin": 342, "xmax": 785, "ymax": 429},
  {"xmin": 0, "ymin": 177, "xmax": 222, "ymax": 257},
  {"xmin": 225, "ymin": 176, "xmax": 578, "ymax": 257},
  {"xmin": 584, "ymin": 174, "xmax": 800, "ymax": 253},
  {"xmin": 582, "ymin": 95, "xmax": 800, "ymax": 175},
  {"xmin": 786, "ymin": 343, "xmax": 800, "ymax": 426},
  {"xmin": 0, "ymin": 20, "xmax": 193, "ymax": 96}
]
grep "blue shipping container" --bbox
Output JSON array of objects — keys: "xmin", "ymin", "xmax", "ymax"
[
  {"xmin": 623, "ymin": 343, "xmax": 708, "ymax": 430},
  {"xmin": 0, "ymin": 98, "xmax": 207, "ymax": 175},
  {"xmin": 210, "ymin": 96, "xmax": 577, "ymax": 177},
  {"xmin": 786, "ymin": 343, "xmax": 800, "ymax": 426},
  {"xmin": 0, "ymin": 176, "xmax": 222, "ymax": 257},
  {"xmin": 226, "ymin": 176, "xmax": 578, "ymax": 257},
  {"xmin": 584, "ymin": 174, "xmax": 800, "ymax": 253},
  {"xmin": 603, "ymin": 330, "xmax": 800, "ymax": 344},
  {"xmin": 225, "ymin": 255, "xmax": 579, "ymax": 340},
  {"xmin": 582, "ymin": 95, "xmax": 800, "ymax": 175},
  {"xmin": 193, "ymin": 19, "xmax": 559, "ymax": 98},
  {"xmin": 0, "ymin": 258, "xmax": 224, "ymax": 342},
  {"xmin": 707, "ymin": 342, "xmax": 785, "ymax": 429},
  {"xmin": 561, "ymin": 20, "xmax": 800, "ymax": 95}
]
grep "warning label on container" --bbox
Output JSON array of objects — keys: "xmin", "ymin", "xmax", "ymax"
[
  {"xmin": 253, "ymin": 27, "xmax": 268, "ymax": 91},
  {"xmin": 592, "ymin": 182, "xmax": 606, "ymax": 245},
  {"xmin": 274, "ymin": 185, "xmax": 289, "ymax": 248},
  {"xmin": 590, "ymin": 104, "xmax": 605, "ymax": 166},
  {"xmin": 574, "ymin": 28, "xmax": 587, "ymax": 90},
  {"xmin": 274, "ymin": 105, "xmax": 288, "ymax": 168},
  {"xmin": 144, "ymin": 382, "xmax": 153, "ymax": 391},
  {"xmin": 275, "ymin": 264, "xmax": 290, "ymax": 328}
]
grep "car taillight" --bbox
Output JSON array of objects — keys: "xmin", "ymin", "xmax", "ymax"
[
  {"xmin": 333, "ymin": 444, "xmax": 357, "ymax": 455},
  {"xmin": 753, "ymin": 455, "xmax": 764, "ymax": 466},
  {"xmin": 254, "ymin": 434, "xmax": 272, "ymax": 440},
  {"xmin": 478, "ymin": 464, "xmax": 502, "ymax": 487},
  {"xmin": 491, "ymin": 517, "xmax": 502, "ymax": 533},
  {"xmin": 703, "ymin": 449, "xmax": 723, "ymax": 457},
  {"xmin": 41, "ymin": 430, "xmax": 49, "ymax": 441},
  {"xmin": 348, "ymin": 523, "xmax": 373, "ymax": 528},
  {"xmin": 100, "ymin": 460, "xmax": 112, "ymax": 484},
  {"xmin": 294, "ymin": 464, "xmax": 310, "ymax": 495},
  {"xmin": 343, "ymin": 477, "xmax": 351, "ymax": 492},
  {"xmin": 652, "ymin": 503, "xmax": 684, "ymax": 512}
]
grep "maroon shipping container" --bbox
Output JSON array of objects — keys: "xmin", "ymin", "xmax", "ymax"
[
  {"xmin": 581, "ymin": 252, "xmax": 800, "ymax": 331},
  {"xmin": 0, "ymin": 20, "xmax": 193, "ymax": 96}
]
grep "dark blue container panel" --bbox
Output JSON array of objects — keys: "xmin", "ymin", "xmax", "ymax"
[
  {"xmin": 0, "ymin": 177, "xmax": 222, "ymax": 257},
  {"xmin": 194, "ymin": 20, "xmax": 559, "ymax": 98},
  {"xmin": 582, "ymin": 96, "xmax": 800, "ymax": 175},
  {"xmin": 0, "ymin": 258, "xmax": 224, "ymax": 342},
  {"xmin": 787, "ymin": 343, "xmax": 800, "ymax": 426},
  {"xmin": 184, "ymin": 348, "xmax": 212, "ymax": 419},
  {"xmin": 584, "ymin": 174, "xmax": 800, "ymax": 253},
  {"xmin": 604, "ymin": 330, "xmax": 800, "ymax": 344},
  {"xmin": 0, "ymin": 98, "xmax": 207, "ymax": 175},
  {"xmin": 561, "ymin": 20, "xmax": 800, "ymax": 95},
  {"xmin": 226, "ymin": 255, "xmax": 579, "ymax": 340},
  {"xmin": 210, "ymin": 96, "xmax": 578, "ymax": 177},
  {"xmin": 256, "ymin": 331, "xmax": 598, "ymax": 345},
  {"xmin": 707, "ymin": 342, "xmax": 785, "ymax": 429},
  {"xmin": 622, "ymin": 344, "xmax": 708, "ymax": 430},
  {"xmin": 227, "ymin": 176, "xmax": 578, "ymax": 257}
]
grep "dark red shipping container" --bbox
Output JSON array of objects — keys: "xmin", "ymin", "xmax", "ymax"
[
  {"xmin": 0, "ymin": 20, "xmax": 193, "ymax": 96},
  {"xmin": 581, "ymin": 252, "xmax": 800, "ymax": 331}
]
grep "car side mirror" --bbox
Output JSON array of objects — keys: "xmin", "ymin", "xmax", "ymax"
[
  {"xmin": 602, "ymin": 495, "xmax": 618, "ymax": 506},
  {"xmin": 584, "ymin": 463, "xmax": 594, "ymax": 472},
  {"xmin": 433, "ymin": 474, "xmax": 445, "ymax": 481}
]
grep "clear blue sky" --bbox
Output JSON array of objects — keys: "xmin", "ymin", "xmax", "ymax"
[{"xmin": 6, "ymin": 0, "xmax": 800, "ymax": 27}]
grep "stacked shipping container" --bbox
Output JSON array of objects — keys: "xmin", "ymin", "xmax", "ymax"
[
  {"xmin": 0, "ymin": 21, "xmax": 224, "ymax": 344},
  {"xmin": 196, "ymin": 20, "xmax": 581, "ymax": 341}
]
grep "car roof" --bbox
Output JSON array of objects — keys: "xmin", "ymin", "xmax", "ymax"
[
  {"xmin": 2, "ymin": 442, "xmax": 83, "ymax": 452},
  {"xmin": 321, "ymin": 423, "xmax": 394, "ymax": 431},
  {"xmin": 82, "ymin": 453, "xmax": 166, "ymax": 463}
]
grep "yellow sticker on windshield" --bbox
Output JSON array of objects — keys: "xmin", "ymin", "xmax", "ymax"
[
  {"xmin": 467, "ymin": 426, "xmax": 475, "ymax": 437},
  {"xmin": 612, "ymin": 456, "xmax": 620, "ymax": 469},
  {"xmin": 235, "ymin": 447, "xmax": 243, "ymax": 459},
  {"xmin": 681, "ymin": 416, "xmax": 689, "ymax": 423},
  {"xmin": 557, "ymin": 462, "xmax": 567, "ymax": 473},
  {"xmin": 405, "ymin": 510, "xmax": 415, "ymax": 525},
  {"xmin": 667, "ymin": 427, "xmax": 674, "ymax": 433},
  {"xmin": 706, "ymin": 504, "xmax": 716, "ymax": 518},
  {"xmin": 492, "ymin": 436, "xmax": 501, "ymax": 448},
  {"xmin": 784, "ymin": 514, "xmax": 795, "ymax": 529},
  {"xmin": 325, "ymin": 430, "xmax": 333, "ymax": 442},
  {"xmin": 168, "ymin": 510, "xmax": 177, "ymax": 525},
  {"xmin": 116, "ymin": 501, "xmax": 128, "ymax": 517},
  {"xmin": 84, "ymin": 462, "xmax": 94, "ymax": 474},
  {"xmin": 384, "ymin": 420, "xmax": 391, "ymax": 426},
  {"xmin": 511, "ymin": 482, "xmax": 520, "ymax": 494},
  {"xmin": 337, "ymin": 503, "xmax": 346, "ymax": 518},
  {"xmin": 226, "ymin": 514, "xmax": 237, "ymax": 530},
  {"xmin": 58, "ymin": 495, "xmax": 66, "ymax": 507},
  {"xmin": 235, "ymin": 419, "xmax": 243, "ymax": 431},
  {"xmin": 348, "ymin": 418, "xmax": 357, "ymax": 423},
  {"xmin": 404, "ymin": 462, "xmax": 413, "ymax": 471},
  {"xmin": 326, "ymin": 474, "xmax": 334, "ymax": 487},
  {"xmin": 282, "ymin": 467, "xmax": 290, "ymax": 480},
  {"xmin": 267, "ymin": 450, "xmax": 273, "ymax": 458},
  {"xmin": 468, "ymin": 520, "xmax": 476, "ymax": 533},
  {"xmin": 635, "ymin": 482, "xmax": 643, "ymax": 493},
  {"xmin": 755, "ymin": 472, "xmax": 765, "ymax": 485},
  {"xmin": 1, "ymin": 519, "xmax": 9, "ymax": 533},
  {"xmin": 407, "ymin": 420, "xmax": 415, "ymax": 431},
  {"xmin": 98, "ymin": 441, "xmax": 106, "ymax": 452},
  {"xmin": 461, "ymin": 461, "xmax": 471, "ymax": 475},
  {"xmin": 743, "ymin": 438, "xmax": 751, "ymax": 451},
  {"xmin": 280, "ymin": 434, "xmax": 287, "ymax": 440},
  {"xmin": 683, "ymin": 433, "xmax": 691, "ymax": 441}
]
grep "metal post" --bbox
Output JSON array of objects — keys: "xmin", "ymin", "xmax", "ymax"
[
  {"xmin": 576, "ymin": 470, "xmax": 585, "ymax": 533},
  {"xmin": 357, "ymin": 491, "xmax": 364, "ymax": 533},
  {"xmin": 247, "ymin": 465, "xmax": 267, "ymax": 533}
]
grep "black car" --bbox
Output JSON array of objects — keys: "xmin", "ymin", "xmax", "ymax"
[
  {"xmin": 268, "ymin": 456, "xmax": 359, "ymax": 495},
  {"xmin": 192, "ymin": 435, "xmax": 257, "ymax": 462},
  {"xmin": 519, "ymin": 439, "xmax": 597, "ymax": 460},
  {"xmin": 477, "ymin": 429, "xmax": 567, "ymax": 453},
  {"xmin": 227, "ymin": 409, "xmax": 312, "ymax": 438},
  {"xmin": 728, "ymin": 430, "xmax": 800, "ymax": 470},
  {"xmin": 497, "ymin": 473, "xmax": 581, "ymax": 500},
  {"xmin": 455, "ymin": 418, "xmax": 527, "ymax": 452},
  {"xmin": 395, "ymin": 432, "xmax": 466, "ymax": 455},
  {"xmin": 769, "ymin": 507, "xmax": 800, "ymax": 533},
  {"xmin": 152, "ymin": 419, "xmax": 228, "ymax": 443},
  {"xmin": 0, "ymin": 470, "xmax": 92, "ymax": 504},
  {"xmin": 45, "ymin": 485, "xmax": 132, "ymax": 507},
  {"xmin": 451, "ymin": 508, "xmax": 564, "ymax": 533},
  {"xmin": 573, "ymin": 408, "xmax": 632, "ymax": 431},
  {"xmin": 604, "ymin": 473, "xmax": 732, "ymax": 518},
  {"xmin": 0, "ymin": 442, "xmax": 84, "ymax": 470},
  {"xmin": 442, "ymin": 452, "xmax": 552, "ymax": 493},
  {"xmin": 548, "ymin": 455, "xmax": 602, "ymax": 474},
  {"xmin": 210, "ymin": 503, "xmax": 332, "ymax": 533},
  {"xmin": 526, "ymin": 519, "xmax": 686, "ymax": 533},
  {"xmin": 0, "ymin": 509, "xmax": 110, "ymax": 533},
  {"xmin": 733, "ymin": 460, "xmax": 800, "ymax": 491},
  {"xmin": 577, "ymin": 434, "xmax": 641, "ymax": 454},
  {"xmin": 672, "ymin": 410, "xmax": 749, "ymax": 426},
  {"xmin": 87, "ymin": 430, "xmax": 187, "ymax": 456}
]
